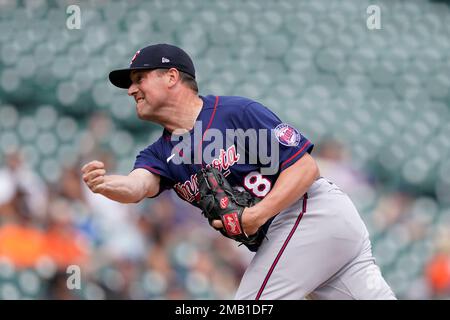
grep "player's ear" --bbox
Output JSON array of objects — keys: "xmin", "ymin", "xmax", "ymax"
[{"xmin": 166, "ymin": 68, "xmax": 180, "ymax": 88}]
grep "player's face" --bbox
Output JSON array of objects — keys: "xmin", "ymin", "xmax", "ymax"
[{"xmin": 128, "ymin": 70, "xmax": 168, "ymax": 120}]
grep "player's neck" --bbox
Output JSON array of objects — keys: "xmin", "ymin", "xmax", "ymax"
[{"xmin": 157, "ymin": 91, "xmax": 203, "ymax": 133}]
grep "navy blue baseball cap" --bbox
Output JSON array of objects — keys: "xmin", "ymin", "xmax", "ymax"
[{"xmin": 109, "ymin": 43, "xmax": 196, "ymax": 89}]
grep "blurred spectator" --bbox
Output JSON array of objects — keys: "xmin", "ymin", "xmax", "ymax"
[
  {"xmin": 44, "ymin": 198, "xmax": 89, "ymax": 269},
  {"xmin": 425, "ymin": 251, "xmax": 450, "ymax": 298},
  {"xmin": 372, "ymin": 192, "xmax": 414, "ymax": 231},
  {"xmin": 0, "ymin": 188, "xmax": 88, "ymax": 270},
  {"xmin": 0, "ymin": 150, "xmax": 48, "ymax": 221},
  {"xmin": 0, "ymin": 168, "xmax": 15, "ymax": 215},
  {"xmin": 0, "ymin": 183, "xmax": 46, "ymax": 268},
  {"xmin": 46, "ymin": 271, "xmax": 82, "ymax": 300},
  {"xmin": 425, "ymin": 228, "xmax": 450, "ymax": 298},
  {"xmin": 0, "ymin": 221, "xmax": 46, "ymax": 268},
  {"xmin": 78, "ymin": 112, "xmax": 115, "ymax": 158},
  {"xmin": 314, "ymin": 138, "xmax": 373, "ymax": 197}
]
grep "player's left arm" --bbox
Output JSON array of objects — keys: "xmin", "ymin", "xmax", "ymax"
[{"xmin": 212, "ymin": 153, "xmax": 319, "ymax": 235}]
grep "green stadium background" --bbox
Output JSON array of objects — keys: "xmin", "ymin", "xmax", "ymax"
[{"xmin": 1, "ymin": 0, "xmax": 450, "ymax": 299}]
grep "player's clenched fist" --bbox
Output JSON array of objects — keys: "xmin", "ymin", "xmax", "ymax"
[{"xmin": 81, "ymin": 160, "xmax": 107, "ymax": 194}]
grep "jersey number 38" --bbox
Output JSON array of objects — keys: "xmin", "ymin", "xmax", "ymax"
[{"xmin": 244, "ymin": 171, "xmax": 271, "ymax": 197}]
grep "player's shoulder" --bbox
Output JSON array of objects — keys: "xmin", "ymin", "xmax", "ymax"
[
  {"xmin": 217, "ymin": 95, "xmax": 260, "ymax": 109},
  {"xmin": 201, "ymin": 94, "xmax": 276, "ymax": 126},
  {"xmin": 219, "ymin": 95, "xmax": 276, "ymax": 119},
  {"xmin": 201, "ymin": 95, "xmax": 267, "ymax": 116},
  {"xmin": 201, "ymin": 94, "xmax": 258, "ymax": 108}
]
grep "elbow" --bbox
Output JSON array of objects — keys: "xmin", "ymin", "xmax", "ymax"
[
  {"xmin": 120, "ymin": 188, "xmax": 147, "ymax": 204},
  {"xmin": 311, "ymin": 158, "xmax": 320, "ymax": 179},
  {"xmin": 298, "ymin": 153, "xmax": 320, "ymax": 183},
  {"xmin": 131, "ymin": 191, "xmax": 147, "ymax": 203},
  {"xmin": 286, "ymin": 153, "xmax": 320, "ymax": 185},
  {"xmin": 301, "ymin": 153, "xmax": 320, "ymax": 178}
]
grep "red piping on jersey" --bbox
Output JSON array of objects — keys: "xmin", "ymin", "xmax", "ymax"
[
  {"xmin": 280, "ymin": 140, "xmax": 311, "ymax": 169},
  {"xmin": 255, "ymin": 193, "xmax": 308, "ymax": 300},
  {"xmin": 140, "ymin": 165, "xmax": 161, "ymax": 175},
  {"xmin": 197, "ymin": 95, "xmax": 219, "ymax": 168}
]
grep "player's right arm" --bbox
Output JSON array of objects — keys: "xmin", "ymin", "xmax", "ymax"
[{"xmin": 81, "ymin": 160, "xmax": 160, "ymax": 203}]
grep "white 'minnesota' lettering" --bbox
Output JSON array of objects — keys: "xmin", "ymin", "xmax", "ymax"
[{"xmin": 169, "ymin": 121, "xmax": 280, "ymax": 170}]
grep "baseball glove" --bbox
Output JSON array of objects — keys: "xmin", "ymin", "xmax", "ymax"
[{"xmin": 196, "ymin": 166, "xmax": 264, "ymax": 247}]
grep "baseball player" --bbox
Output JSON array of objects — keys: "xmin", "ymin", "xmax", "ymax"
[{"xmin": 81, "ymin": 43, "xmax": 396, "ymax": 299}]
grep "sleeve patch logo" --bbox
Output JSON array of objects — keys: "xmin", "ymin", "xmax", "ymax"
[{"xmin": 274, "ymin": 123, "xmax": 301, "ymax": 147}]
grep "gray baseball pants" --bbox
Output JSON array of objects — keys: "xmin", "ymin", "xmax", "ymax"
[{"xmin": 235, "ymin": 177, "xmax": 396, "ymax": 300}]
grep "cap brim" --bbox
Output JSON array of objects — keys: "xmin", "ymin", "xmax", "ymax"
[{"xmin": 108, "ymin": 67, "xmax": 155, "ymax": 89}]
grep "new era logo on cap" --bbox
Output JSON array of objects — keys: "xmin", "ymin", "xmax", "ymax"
[{"xmin": 162, "ymin": 57, "xmax": 170, "ymax": 63}]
